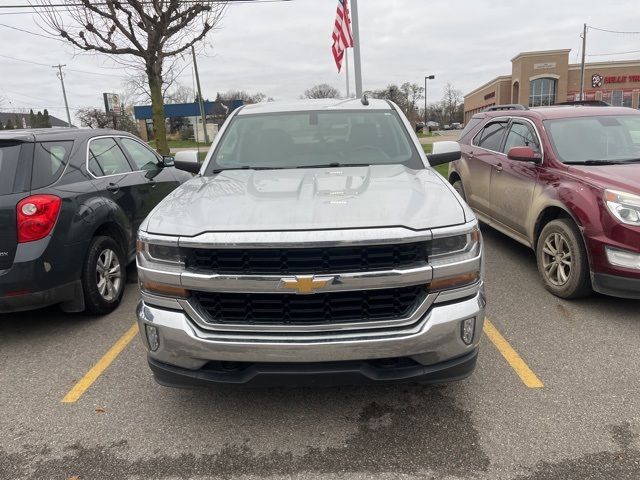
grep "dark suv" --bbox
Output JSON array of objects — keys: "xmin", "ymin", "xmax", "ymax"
[
  {"xmin": 0, "ymin": 129, "xmax": 189, "ymax": 314},
  {"xmin": 450, "ymin": 104, "xmax": 640, "ymax": 299}
]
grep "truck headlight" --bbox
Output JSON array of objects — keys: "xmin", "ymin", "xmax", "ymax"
[
  {"xmin": 137, "ymin": 236, "xmax": 184, "ymax": 265},
  {"xmin": 428, "ymin": 225, "xmax": 482, "ymax": 292},
  {"xmin": 605, "ymin": 189, "xmax": 640, "ymax": 226}
]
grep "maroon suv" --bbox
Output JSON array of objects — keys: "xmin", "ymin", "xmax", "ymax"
[{"xmin": 450, "ymin": 104, "xmax": 640, "ymax": 299}]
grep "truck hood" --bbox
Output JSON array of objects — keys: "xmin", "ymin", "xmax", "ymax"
[
  {"xmin": 144, "ymin": 165, "xmax": 467, "ymax": 236},
  {"xmin": 568, "ymin": 164, "xmax": 640, "ymax": 194}
]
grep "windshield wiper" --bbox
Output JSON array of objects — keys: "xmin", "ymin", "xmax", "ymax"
[
  {"xmin": 295, "ymin": 163, "xmax": 372, "ymax": 169},
  {"xmin": 567, "ymin": 159, "xmax": 639, "ymax": 165},
  {"xmin": 211, "ymin": 166, "xmax": 285, "ymax": 173}
]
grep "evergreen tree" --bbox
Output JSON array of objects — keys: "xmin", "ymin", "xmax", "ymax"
[
  {"xmin": 36, "ymin": 111, "xmax": 44, "ymax": 128},
  {"xmin": 14, "ymin": 115, "xmax": 21, "ymax": 129},
  {"xmin": 0, "ymin": 120, "xmax": 4, "ymax": 130},
  {"xmin": 5, "ymin": 119, "xmax": 14, "ymax": 130},
  {"xmin": 29, "ymin": 109, "xmax": 36, "ymax": 128},
  {"xmin": 43, "ymin": 109, "xmax": 51, "ymax": 128}
]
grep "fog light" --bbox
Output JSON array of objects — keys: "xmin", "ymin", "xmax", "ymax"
[
  {"xmin": 145, "ymin": 324, "xmax": 160, "ymax": 351},
  {"xmin": 605, "ymin": 246, "xmax": 640, "ymax": 270},
  {"xmin": 461, "ymin": 317, "xmax": 475, "ymax": 345}
]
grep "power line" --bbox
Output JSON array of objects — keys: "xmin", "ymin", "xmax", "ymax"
[
  {"xmin": 587, "ymin": 49, "xmax": 640, "ymax": 57},
  {"xmin": 588, "ymin": 25, "xmax": 640, "ymax": 35},
  {"xmin": 0, "ymin": 22, "xmax": 61, "ymax": 41},
  {"xmin": 0, "ymin": 52, "xmax": 130, "ymax": 78},
  {"xmin": 0, "ymin": 0, "xmax": 292, "ymax": 9}
]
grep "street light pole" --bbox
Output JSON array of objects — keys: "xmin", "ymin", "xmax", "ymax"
[{"xmin": 424, "ymin": 74, "xmax": 435, "ymax": 131}]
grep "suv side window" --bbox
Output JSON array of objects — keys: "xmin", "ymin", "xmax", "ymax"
[
  {"xmin": 31, "ymin": 141, "xmax": 73, "ymax": 190},
  {"xmin": 88, "ymin": 137, "xmax": 132, "ymax": 177},
  {"xmin": 503, "ymin": 122, "xmax": 541, "ymax": 154},
  {"xmin": 473, "ymin": 121, "xmax": 508, "ymax": 152},
  {"xmin": 120, "ymin": 137, "xmax": 160, "ymax": 171}
]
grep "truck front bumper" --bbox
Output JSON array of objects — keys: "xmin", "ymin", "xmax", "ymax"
[{"xmin": 136, "ymin": 287, "xmax": 486, "ymax": 386}]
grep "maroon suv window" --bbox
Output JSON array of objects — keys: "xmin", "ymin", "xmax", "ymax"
[{"xmin": 473, "ymin": 121, "xmax": 508, "ymax": 152}]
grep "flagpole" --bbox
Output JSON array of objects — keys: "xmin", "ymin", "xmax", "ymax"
[
  {"xmin": 345, "ymin": 49, "xmax": 350, "ymax": 98},
  {"xmin": 350, "ymin": 0, "xmax": 363, "ymax": 97}
]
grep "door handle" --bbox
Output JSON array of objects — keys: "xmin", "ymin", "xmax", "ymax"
[
  {"xmin": 107, "ymin": 183, "xmax": 120, "ymax": 193},
  {"xmin": 494, "ymin": 163, "xmax": 503, "ymax": 172}
]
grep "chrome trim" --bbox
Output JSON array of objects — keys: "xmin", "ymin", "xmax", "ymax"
[
  {"xmin": 179, "ymin": 264, "xmax": 432, "ymax": 294},
  {"xmin": 177, "ymin": 227, "xmax": 435, "ymax": 249},
  {"xmin": 140, "ymin": 290, "xmax": 183, "ymax": 310},
  {"xmin": 178, "ymin": 292, "xmax": 438, "ymax": 333}
]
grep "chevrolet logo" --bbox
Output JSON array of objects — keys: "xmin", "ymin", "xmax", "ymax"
[{"xmin": 279, "ymin": 275, "xmax": 335, "ymax": 294}]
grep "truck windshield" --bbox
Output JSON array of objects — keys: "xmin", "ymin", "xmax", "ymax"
[
  {"xmin": 0, "ymin": 142, "xmax": 22, "ymax": 196},
  {"xmin": 205, "ymin": 110, "xmax": 423, "ymax": 173},
  {"xmin": 545, "ymin": 115, "xmax": 640, "ymax": 164}
]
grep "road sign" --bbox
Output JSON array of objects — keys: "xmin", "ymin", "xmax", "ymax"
[{"xmin": 103, "ymin": 93, "xmax": 121, "ymax": 115}]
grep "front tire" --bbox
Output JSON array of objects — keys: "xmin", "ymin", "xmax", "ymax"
[
  {"xmin": 82, "ymin": 236, "xmax": 126, "ymax": 315},
  {"xmin": 536, "ymin": 219, "xmax": 591, "ymax": 299}
]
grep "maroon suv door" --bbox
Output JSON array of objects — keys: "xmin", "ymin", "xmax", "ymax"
[
  {"xmin": 464, "ymin": 119, "xmax": 509, "ymax": 216},
  {"xmin": 489, "ymin": 119, "xmax": 541, "ymax": 237}
]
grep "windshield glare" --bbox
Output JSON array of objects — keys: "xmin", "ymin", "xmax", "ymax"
[
  {"xmin": 206, "ymin": 110, "xmax": 422, "ymax": 173},
  {"xmin": 545, "ymin": 115, "xmax": 640, "ymax": 163}
]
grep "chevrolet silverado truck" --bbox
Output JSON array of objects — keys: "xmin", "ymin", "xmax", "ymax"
[{"xmin": 136, "ymin": 98, "xmax": 485, "ymax": 387}]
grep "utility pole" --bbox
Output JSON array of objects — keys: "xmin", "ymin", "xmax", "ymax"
[
  {"xmin": 351, "ymin": 0, "xmax": 363, "ymax": 97},
  {"xmin": 579, "ymin": 23, "xmax": 587, "ymax": 101},
  {"xmin": 52, "ymin": 64, "xmax": 72, "ymax": 127},
  {"xmin": 191, "ymin": 45, "xmax": 209, "ymax": 144}
]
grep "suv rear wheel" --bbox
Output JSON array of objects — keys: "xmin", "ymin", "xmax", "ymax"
[
  {"xmin": 82, "ymin": 236, "xmax": 126, "ymax": 314},
  {"xmin": 452, "ymin": 179, "xmax": 466, "ymax": 200},
  {"xmin": 536, "ymin": 219, "xmax": 591, "ymax": 299}
]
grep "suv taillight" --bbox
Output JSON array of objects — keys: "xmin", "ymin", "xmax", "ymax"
[{"xmin": 17, "ymin": 195, "xmax": 62, "ymax": 243}]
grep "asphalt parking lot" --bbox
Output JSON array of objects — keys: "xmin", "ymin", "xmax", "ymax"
[{"xmin": 1, "ymin": 225, "xmax": 639, "ymax": 480}]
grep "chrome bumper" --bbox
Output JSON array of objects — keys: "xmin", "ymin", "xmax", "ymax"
[{"xmin": 136, "ymin": 286, "xmax": 485, "ymax": 370}]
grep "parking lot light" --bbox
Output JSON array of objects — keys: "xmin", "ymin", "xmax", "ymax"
[
  {"xmin": 461, "ymin": 317, "xmax": 475, "ymax": 345},
  {"xmin": 145, "ymin": 325, "xmax": 160, "ymax": 352}
]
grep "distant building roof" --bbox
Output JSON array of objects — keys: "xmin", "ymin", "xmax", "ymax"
[
  {"xmin": 0, "ymin": 111, "xmax": 71, "ymax": 128},
  {"xmin": 133, "ymin": 100, "xmax": 243, "ymax": 120}
]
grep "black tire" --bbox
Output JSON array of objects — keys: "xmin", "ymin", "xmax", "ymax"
[
  {"xmin": 536, "ymin": 219, "xmax": 592, "ymax": 299},
  {"xmin": 82, "ymin": 236, "xmax": 127, "ymax": 315},
  {"xmin": 452, "ymin": 179, "xmax": 466, "ymax": 201}
]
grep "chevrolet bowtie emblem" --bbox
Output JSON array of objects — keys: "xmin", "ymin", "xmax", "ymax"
[{"xmin": 279, "ymin": 275, "xmax": 335, "ymax": 294}]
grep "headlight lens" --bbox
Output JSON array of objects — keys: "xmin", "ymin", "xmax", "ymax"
[
  {"xmin": 429, "ymin": 226, "xmax": 481, "ymax": 265},
  {"xmin": 136, "ymin": 238, "xmax": 184, "ymax": 265},
  {"xmin": 604, "ymin": 189, "xmax": 640, "ymax": 226}
]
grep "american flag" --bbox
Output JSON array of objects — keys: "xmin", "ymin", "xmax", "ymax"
[{"xmin": 331, "ymin": 0, "xmax": 354, "ymax": 72}]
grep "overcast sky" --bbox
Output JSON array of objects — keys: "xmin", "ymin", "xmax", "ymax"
[{"xmin": 1, "ymin": 0, "xmax": 640, "ymax": 122}]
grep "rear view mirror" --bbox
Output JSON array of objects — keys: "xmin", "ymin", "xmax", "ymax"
[
  {"xmin": 427, "ymin": 141, "xmax": 462, "ymax": 166},
  {"xmin": 507, "ymin": 146, "xmax": 542, "ymax": 163},
  {"xmin": 160, "ymin": 155, "xmax": 175, "ymax": 168},
  {"xmin": 174, "ymin": 151, "xmax": 201, "ymax": 174}
]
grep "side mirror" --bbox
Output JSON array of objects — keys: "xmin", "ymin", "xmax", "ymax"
[
  {"xmin": 507, "ymin": 146, "xmax": 542, "ymax": 163},
  {"xmin": 174, "ymin": 150, "xmax": 201, "ymax": 174},
  {"xmin": 427, "ymin": 141, "xmax": 462, "ymax": 166},
  {"xmin": 160, "ymin": 155, "xmax": 175, "ymax": 168}
]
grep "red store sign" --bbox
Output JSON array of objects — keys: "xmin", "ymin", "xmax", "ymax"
[{"xmin": 604, "ymin": 75, "xmax": 640, "ymax": 84}]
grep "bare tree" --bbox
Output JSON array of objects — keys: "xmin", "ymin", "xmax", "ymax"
[
  {"xmin": 77, "ymin": 107, "xmax": 114, "ymax": 129},
  {"xmin": 441, "ymin": 83, "xmax": 463, "ymax": 125},
  {"xmin": 166, "ymin": 84, "xmax": 195, "ymax": 104},
  {"xmin": 35, "ymin": 0, "xmax": 227, "ymax": 155},
  {"xmin": 303, "ymin": 84, "xmax": 341, "ymax": 99},
  {"xmin": 216, "ymin": 90, "xmax": 269, "ymax": 104}
]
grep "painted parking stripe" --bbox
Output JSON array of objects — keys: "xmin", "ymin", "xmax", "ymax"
[
  {"xmin": 62, "ymin": 323, "xmax": 139, "ymax": 404},
  {"xmin": 483, "ymin": 318, "xmax": 544, "ymax": 389}
]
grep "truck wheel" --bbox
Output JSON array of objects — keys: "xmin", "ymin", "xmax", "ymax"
[
  {"xmin": 452, "ymin": 180, "xmax": 466, "ymax": 201},
  {"xmin": 536, "ymin": 219, "xmax": 591, "ymax": 299},
  {"xmin": 82, "ymin": 236, "xmax": 127, "ymax": 315}
]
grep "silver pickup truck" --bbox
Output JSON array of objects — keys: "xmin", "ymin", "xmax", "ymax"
[{"xmin": 136, "ymin": 98, "xmax": 485, "ymax": 387}]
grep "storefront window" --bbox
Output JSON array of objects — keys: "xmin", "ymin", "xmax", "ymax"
[
  {"xmin": 612, "ymin": 90, "xmax": 623, "ymax": 106},
  {"xmin": 529, "ymin": 78, "xmax": 557, "ymax": 107}
]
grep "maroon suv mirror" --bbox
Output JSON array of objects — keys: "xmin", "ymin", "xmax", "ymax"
[{"xmin": 507, "ymin": 146, "xmax": 542, "ymax": 163}]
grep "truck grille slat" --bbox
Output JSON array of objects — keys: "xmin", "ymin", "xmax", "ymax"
[
  {"xmin": 194, "ymin": 285, "xmax": 426, "ymax": 326},
  {"xmin": 186, "ymin": 243, "xmax": 428, "ymax": 275}
]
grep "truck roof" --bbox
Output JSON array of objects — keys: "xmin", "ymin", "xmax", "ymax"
[{"xmin": 238, "ymin": 98, "xmax": 393, "ymax": 115}]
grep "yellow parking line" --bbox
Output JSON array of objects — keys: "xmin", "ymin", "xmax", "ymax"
[
  {"xmin": 62, "ymin": 323, "xmax": 139, "ymax": 404},
  {"xmin": 483, "ymin": 318, "xmax": 544, "ymax": 389}
]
